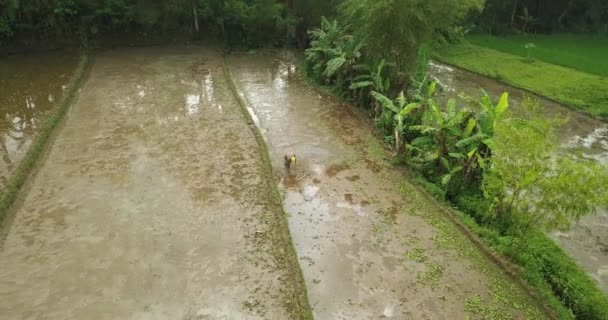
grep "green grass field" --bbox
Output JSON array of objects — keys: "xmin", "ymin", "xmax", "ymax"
[
  {"xmin": 436, "ymin": 41, "xmax": 608, "ymax": 117},
  {"xmin": 466, "ymin": 34, "xmax": 608, "ymax": 77}
]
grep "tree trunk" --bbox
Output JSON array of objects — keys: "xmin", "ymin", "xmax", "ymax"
[
  {"xmin": 374, "ymin": 101, "xmax": 381, "ymax": 120},
  {"xmin": 192, "ymin": 0, "xmax": 199, "ymax": 32},
  {"xmin": 510, "ymin": 1, "xmax": 518, "ymax": 27},
  {"xmin": 395, "ymin": 129, "xmax": 403, "ymax": 155},
  {"xmin": 558, "ymin": 0, "xmax": 576, "ymax": 28}
]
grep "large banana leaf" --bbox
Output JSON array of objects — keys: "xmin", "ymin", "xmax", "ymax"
[
  {"xmin": 371, "ymin": 91, "xmax": 400, "ymax": 113},
  {"xmin": 427, "ymin": 81, "xmax": 437, "ymax": 97},
  {"xmin": 323, "ymin": 56, "xmax": 346, "ymax": 77},
  {"xmin": 456, "ymin": 133, "xmax": 486, "ymax": 148},
  {"xmin": 464, "ymin": 118, "xmax": 477, "ymax": 136},
  {"xmin": 409, "ymin": 125, "xmax": 437, "ymax": 134},
  {"xmin": 478, "ymin": 112, "xmax": 493, "ymax": 134},
  {"xmin": 397, "ymin": 102, "xmax": 422, "ymax": 117},
  {"xmin": 479, "ymin": 89, "xmax": 494, "ymax": 115},
  {"xmin": 411, "ymin": 136, "xmax": 434, "ymax": 147},
  {"xmin": 396, "ymin": 91, "xmax": 407, "ymax": 108},
  {"xmin": 449, "ymin": 152, "xmax": 466, "ymax": 160},
  {"xmin": 353, "ymin": 74, "xmax": 372, "ymax": 81},
  {"xmin": 441, "ymin": 166, "xmax": 463, "ymax": 186},
  {"xmin": 383, "ymin": 78, "xmax": 391, "ymax": 93},
  {"xmin": 428, "ymin": 101, "xmax": 444, "ymax": 125},
  {"xmin": 495, "ymin": 92, "xmax": 509, "ymax": 122},
  {"xmin": 349, "ymin": 81, "xmax": 373, "ymax": 89}
]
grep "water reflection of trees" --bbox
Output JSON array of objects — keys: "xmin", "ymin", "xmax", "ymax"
[
  {"xmin": 270, "ymin": 58, "xmax": 298, "ymax": 90},
  {"xmin": 0, "ymin": 95, "xmax": 44, "ymax": 176}
]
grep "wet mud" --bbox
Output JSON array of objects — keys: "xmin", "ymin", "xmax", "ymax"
[
  {"xmin": 0, "ymin": 52, "xmax": 79, "ymax": 190},
  {"xmin": 431, "ymin": 62, "xmax": 608, "ymax": 293},
  {"xmin": 0, "ymin": 47, "xmax": 302, "ymax": 319},
  {"xmin": 227, "ymin": 51, "xmax": 547, "ymax": 319}
]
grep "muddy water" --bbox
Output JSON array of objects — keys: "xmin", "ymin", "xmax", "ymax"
[
  {"xmin": 228, "ymin": 51, "xmax": 547, "ymax": 319},
  {"xmin": 0, "ymin": 52, "xmax": 79, "ymax": 190},
  {"xmin": 0, "ymin": 47, "xmax": 302, "ymax": 319},
  {"xmin": 431, "ymin": 62, "xmax": 608, "ymax": 292}
]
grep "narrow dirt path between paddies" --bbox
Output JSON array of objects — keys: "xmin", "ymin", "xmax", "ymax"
[
  {"xmin": 226, "ymin": 51, "xmax": 548, "ymax": 320},
  {"xmin": 0, "ymin": 47, "xmax": 308, "ymax": 319}
]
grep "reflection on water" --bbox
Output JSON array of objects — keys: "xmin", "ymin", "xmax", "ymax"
[
  {"xmin": 0, "ymin": 51, "xmax": 78, "ymax": 189},
  {"xmin": 203, "ymin": 73, "xmax": 215, "ymax": 107},
  {"xmin": 185, "ymin": 94, "xmax": 200, "ymax": 116},
  {"xmin": 565, "ymin": 126, "xmax": 608, "ymax": 163},
  {"xmin": 431, "ymin": 61, "xmax": 608, "ymax": 292},
  {"xmin": 179, "ymin": 68, "xmax": 223, "ymax": 118}
]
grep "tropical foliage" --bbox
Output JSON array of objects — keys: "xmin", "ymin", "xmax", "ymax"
[
  {"xmin": 338, "ymin": 0, "xmax": 484, "ymax": 75},
  {"xmin": 305, "ymin": 17, "xmax": 364, "ymax": 92},
  {"xmin": 0, "ymin": 0, "xmax": 316, "ymax": 47},
  {"xmin": 304, "ymin": 15, "xmax": 608, "ymax": 320},
  {"xmin": 483, "ymin": 102, "xmax": 608, "ymax": 232}
]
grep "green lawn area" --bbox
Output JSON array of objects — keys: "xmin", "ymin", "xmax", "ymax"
[
  {"xmin": 466, "ymin": 34, "xmax": 608, "ymax": 77},
  {"xmin": 435, "ymin": 43, "xmax": 608, "ymax": 117}
]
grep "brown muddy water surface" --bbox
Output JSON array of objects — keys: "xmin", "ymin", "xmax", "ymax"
[
  {"xmin": 228, "ymin": 51, "xmax": 547, "ymax": 319},
  {"xmin": 0, "ymin": 47, "xmax": 303, "ymax": 319},
  {"xmin": 0, "ymin": 51, "xmax": 79, "ymax": 190},
  {"xmin": 431, "ymin": 62, "xmax": 608, "ymax": 293}
]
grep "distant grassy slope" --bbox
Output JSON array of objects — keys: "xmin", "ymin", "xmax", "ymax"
[
  {"xmin": 467, "ymin": 34, "xmax": 608, "ymax": 77},
  {"xmin": 435, "ymin": 44, "xmax": 608, "ymax": 117}
]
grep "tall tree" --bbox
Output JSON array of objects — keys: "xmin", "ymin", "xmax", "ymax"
[
  {"xmin": 339, "ymin": 0, "xmax": 484, "ymax": 77},
  {"xmin": 192, "ymin": 0, "xmax": 199, "ymax": 31}
]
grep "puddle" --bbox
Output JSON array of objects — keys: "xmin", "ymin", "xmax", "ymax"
[
  {"xmin": 0, "ymin": 51, "xmax": 79, "ymax": 190},
  {"xmin": 431, "ymin": 61, "xmax": 608, "ymax": 292}
]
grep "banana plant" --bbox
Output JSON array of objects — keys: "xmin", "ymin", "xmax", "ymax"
[
  {"xmin": 454, "ymin": 91, "xmax": 509, "ymax": 185},
  {"xmin": 305, "ymin": 17, "xmax": 347, "ymax": 80},
  {"xmin": 371, "ymin": 90, "xmax": 421, "ymax": 154},
  {"xmin": 440, "ymin": 157, "xmax": 463, "ymax": 188},
  {"xmin": 349, "ymin": 59, "xmax": 391, "ymax": 107},
  {"xmin": 411, "ymin": 45, "xmax": 431, "ymax": 99},
  {"xmin": 322, "ymin": 36, "xmax": 365, "ymax": 90},
  {"xmin": 452, "ymin": 117, "xmax": 487, "ymax": 185},
  {"xmin": 478, "ymin": 90, "xmax": 509, "ymax": 135},
  {"xmin": 409, "ymin": 97, "xmax": 472, "ymax": 171},
  {"xmin": 323, "ymin": 36, "xmax": 364, "ymax": 77}
]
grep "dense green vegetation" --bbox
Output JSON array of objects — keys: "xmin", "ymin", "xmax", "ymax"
[
  {"xmin": 465, "ymin": 34, "xmax": 608, "ymax": 76},
  {"xmin": 338, "ymin": 0, "xmax": 484, "ymax": 75},
  {"xmin": 436, "ymin": 43, "xmax": 608, "ymax": 117},
  {"xmin": 0, "ymin": 0, "xmax": 325, "ymax": 48},
  {"xmin": 2, "ymin": 0, "xmax": 607, "ymax": 46},
  {"xmin": 305, "ymin": 9, "xmax": 608, "ymax": 319},
  {"xmin": 476, "ymin": 0, "xmax": 608, "ymax": 34}
]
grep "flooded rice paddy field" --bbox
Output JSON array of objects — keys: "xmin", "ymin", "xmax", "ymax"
[
  {"xmin": 431, "ymin": 62, "xmax": 608, "ymax": 292},
  {"xmin": 227, "ymin": 51, "xmax": 546, "ymax": 319},
  {"xmin": 0, "ymin": 52, "xmax": 79, "ymax": 190},
  {"xmin": 3, "ymin": 46, "xmax": 600, "ymax": 318},
  {"xmin": 0, "ymin": 47, "xmax": 303, "ymax": 319}
]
